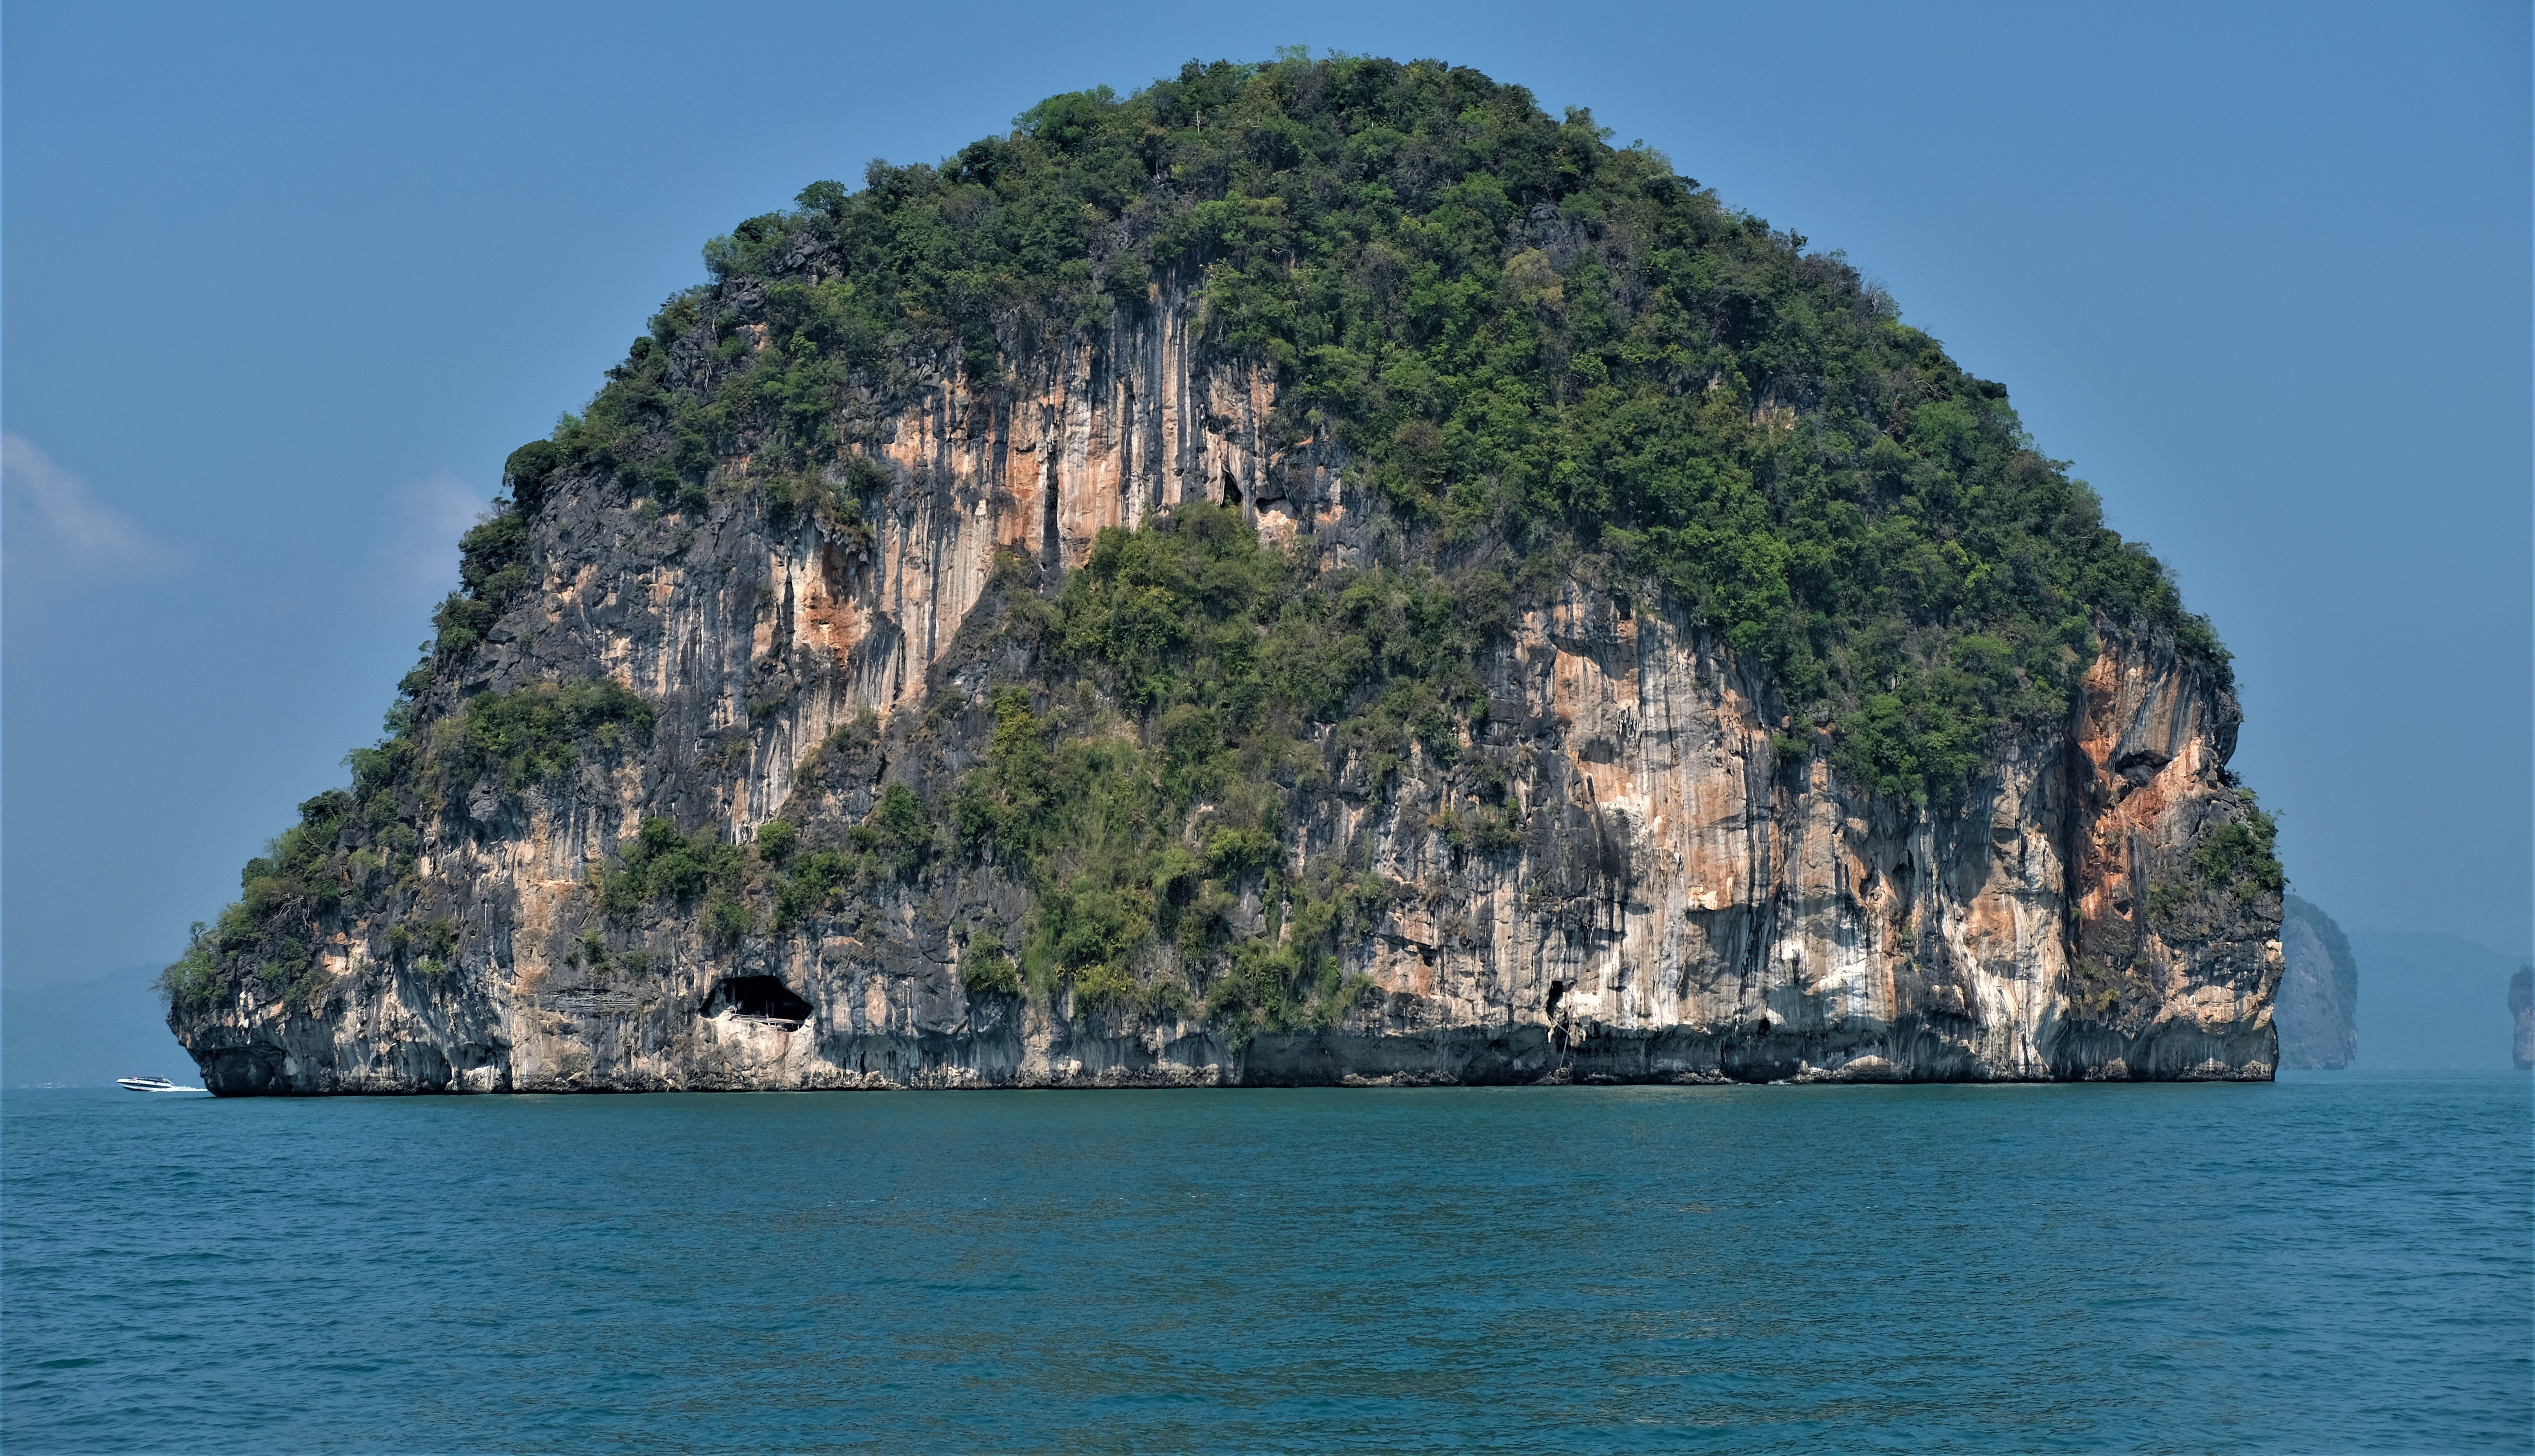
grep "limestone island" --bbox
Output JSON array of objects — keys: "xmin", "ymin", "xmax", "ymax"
[{"xmin": 166, "ymin": 57, "xmax": 2283, "ymax": 1092}]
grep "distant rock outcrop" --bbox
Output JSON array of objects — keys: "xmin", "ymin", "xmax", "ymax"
[
  {"xmin": 2276, "ymin": 896, "xmax": 2358, "ymax": 1069},
  {"xmin": 2511, "ymin": 967, "xmax": 2532, "ymax": 1072}
]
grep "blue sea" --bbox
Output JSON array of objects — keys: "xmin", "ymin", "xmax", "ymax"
[{"xmin": 4, "ymin": 1073, "xmax": 2527, "ymax": 1453}]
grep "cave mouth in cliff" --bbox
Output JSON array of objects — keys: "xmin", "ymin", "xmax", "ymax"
[{"xmin": 703, "ymin": 975, "xmax": 814, "ymax": 1028}]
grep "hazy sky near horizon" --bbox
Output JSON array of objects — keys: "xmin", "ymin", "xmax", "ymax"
[{"xmin": 4, "ymin": 0, "xmax": 2527, "ymax": 987}]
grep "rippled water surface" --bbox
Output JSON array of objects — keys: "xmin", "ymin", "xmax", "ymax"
[{"xmin": 5, "ymin": 1073, "xmax": 2528, "ymax": 1453}]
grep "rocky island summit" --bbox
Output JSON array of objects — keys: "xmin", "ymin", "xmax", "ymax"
[{"xmin": 165, "ymin": 57, "xmax": 2283, "ymax": 1092}]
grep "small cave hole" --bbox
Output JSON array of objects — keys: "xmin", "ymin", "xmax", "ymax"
[
  {"xmin": 1545, "ymin": 980, "xmax": 1566, "ymax": 1015},
  {"xmin": 1221, "ymin": 468, "xmax": 1243, "ymax": 506},
  {"xmin": 703, "ymin": 975, "xmax": 814, "ymax": 1028}
]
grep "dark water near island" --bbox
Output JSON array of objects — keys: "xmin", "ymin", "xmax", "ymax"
[{"xmin": 5, "ymin": 1074, "xmax": 2527, "ymax": 1454}]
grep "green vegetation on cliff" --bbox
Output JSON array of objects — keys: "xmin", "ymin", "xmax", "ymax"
[
  {"xmin": 2145, "ymin": 789, "xmax": 2282, "ymax": 942},
  {"xmin": 545, "ymin": 52, "xmax": 2224, "ymax": 803},
  {"xmin": 945, "ymin": 508, "xmax": 1434, "ymax": 1031},
  {"xmin": 160, "ymin": 672, "xmax": 655, "ymax": 1014}
]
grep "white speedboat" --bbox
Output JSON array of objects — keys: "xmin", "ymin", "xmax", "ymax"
[{"xmin": 117, "ymin": 1075, "xmax": 198, "ymax": 1093}]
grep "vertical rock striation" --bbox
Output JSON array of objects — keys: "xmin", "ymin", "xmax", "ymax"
[{"xmin": 169, "ymin": 291, "xmax": 2279, "ymax": 1092}]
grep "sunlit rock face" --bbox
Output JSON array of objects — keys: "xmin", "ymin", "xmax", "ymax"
[{"xmin": 172, "ymin": 290, "xmax": 2279, "ymax": 1094}]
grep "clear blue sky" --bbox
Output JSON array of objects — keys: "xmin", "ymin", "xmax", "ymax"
[{"xmin": 5, "ymin": 0, "xmax": 2527, "ymax": 987}]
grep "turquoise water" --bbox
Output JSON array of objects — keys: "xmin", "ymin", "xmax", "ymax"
[{"xmin": 4, "ymin": 1074, "xmax": 2527, "ymax": 1453}]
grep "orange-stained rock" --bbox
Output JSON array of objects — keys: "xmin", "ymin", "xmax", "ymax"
[{"xmin": 169, "ymin": 288, "xmax": 2279, "ymax": 1093}]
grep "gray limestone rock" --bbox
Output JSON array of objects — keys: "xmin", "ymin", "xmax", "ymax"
[
  {"xmin": 167, "ymin": 283, "xmax": 2282, "ymax": 1094},
  {"xmin": 2276, "ymin": 895, "xmax": 2359, "ymax": 1070}
]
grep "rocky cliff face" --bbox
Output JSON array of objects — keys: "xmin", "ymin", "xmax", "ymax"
[
  {"xmin": 169, "ymin": 283, "xmax": 2281, "ymax": 1093},
  {"xmin": 2276, "ymin": 895, "xmax": 2359, "ymax": 1069}
]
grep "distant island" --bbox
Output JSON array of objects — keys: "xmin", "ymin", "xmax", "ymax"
[
  {"xmin": 2513, "ymin": 967, "xmax": 2532, "ymax": 1071},
  {"xmin": 2277, "ymin": 896, "xmax": 2358, "ymax": 1068},
  {"xmin": 164, "ymin": 56, "xmax": 2281, "ymax": 1093}
]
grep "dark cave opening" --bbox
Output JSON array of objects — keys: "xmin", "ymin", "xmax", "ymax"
[{"xmin": 703, "ymin": 975, "xmax": 815, "ymax": 1028}]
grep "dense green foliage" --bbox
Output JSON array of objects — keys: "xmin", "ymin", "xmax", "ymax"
[
  {"xmin": 158, "ymin": 924, "xmax": 224, "ymax": 1011},
  {"xmin": 2190, "ymin": 792, "xmax": 2284, "ymax": 899},
  {"xmin": 592, "ymin": 817, "xmax": 762, "ymax": 946},
  {"xmin": 426, "ymin": 680, "xmax": 653, "ymax": 795},
  {"xmin": 587, "ymin": 812, "xmax": 919, "ymax": 951},
  {"xmin": 945, "ymin": 507, "xmax": 1469, "ymax": 1029},
  {"xmin": 433, "ymin": 509, "xmax": 532, "ymax": 658},
  {"xmin": 581, "ymin": 777, "xmax": 958, "ymax": 950},
  {"xmin": 542, "ymin": 52, "xmax": 2226, "ymax": 802},
  {"xmin": 332, "ymin": 676, "xmax": 651, "ymax": 880},
  {"xmin": 957, "ymin": 930, "xmax": 1024, "ymax": 997},
  {"xmin": 240, "ymin": 790, "xmax": 357, "ymax": 921}
]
